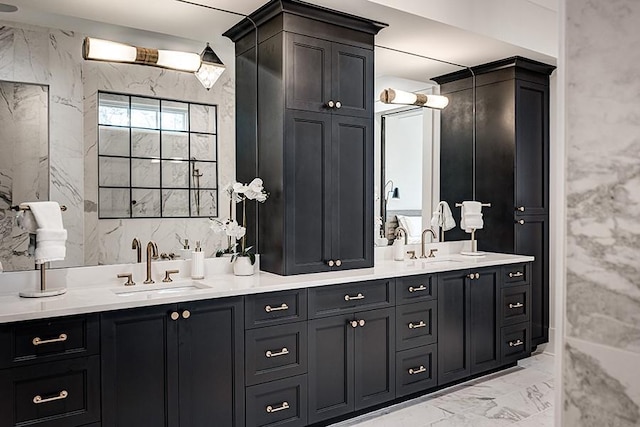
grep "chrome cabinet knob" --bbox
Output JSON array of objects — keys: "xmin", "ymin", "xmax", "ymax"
[
  {"xmin": 517, "ymin": 206, "xmax": 525, "ymax": 212},
  {"xmin": 170, "ymin": 312, "xmax": 180, "ymax": 321},
  {"xmin": 350, "ymin": 320, "xmax": 358, "ymax": 328},
  {"xmin": 518, "ymin": 219, "xmax": 525, "ymax": 225},
  {"xmin": 358, "ymin": 319, "xmax": 365, "ymax": 327},
  {"xmin": 335, "ymin": 259, "xmax": 342, "ymax": 267},
  {"xmin": 468, "ymin": 273, "xmax": 474, "ymax": 280},
  {"xmin": 328, "ymin": 260, "xmax": 335, "ymax": 267},
  {"xmin": 335, "ymin": 101, "xmax": 342, "ymax": 109},
  {"xmin": 475, "ymin": 273, "xmax": 480, "ymax": 279},
  {"xmin": 182, "ymin": 310, "xmax": 191, "ymax": 319},
  {"xmin": 327, "ymin": 100, "xmax": 335, "ymax": 108}
]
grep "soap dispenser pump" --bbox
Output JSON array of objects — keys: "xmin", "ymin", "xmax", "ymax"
[{"xmin": 180, "ymin": 239, "xmax": 191, "ymax": 260}]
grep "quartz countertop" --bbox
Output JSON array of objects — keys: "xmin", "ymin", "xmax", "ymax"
[{"xmin": 0, "ymin": 252, "xmax": 533, "ymax": 324}]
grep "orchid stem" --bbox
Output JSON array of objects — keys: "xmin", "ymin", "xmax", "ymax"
[{"xmin": 242, "ymin": 198, "xmax": 247, "ymax": 253}]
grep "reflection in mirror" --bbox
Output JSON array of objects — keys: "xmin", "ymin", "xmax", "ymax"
[
  {"xmin": 374, "ymin": 46, "xmax": 467, "ymax": 244},
  {"xmin": 0, "ymin": 81, "xmax": 49, "ymax": 271}
]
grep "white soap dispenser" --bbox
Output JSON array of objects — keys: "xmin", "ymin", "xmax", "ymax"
[
  {"xmin": 180, "ymin": 239, "xmax": 191, "ymax": 260},
  {"xmin": 191, "ymin": 241, "xmax": 205, "ymax": 279},
  {"xmin": 393, "ymin": 228, "xmax": 407, "ymax": 261}
]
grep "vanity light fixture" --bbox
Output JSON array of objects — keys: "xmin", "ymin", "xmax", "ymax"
[
  {"xmin": 195, "ymin": 43, "xmax": 226, "ymax": 90},
  {"xmin": 82, "ymin": 37, "xmax": 202, "ymax": 72},
  {"xmin": 380, "ymin": 88, "xmax": 449, "ymax": 110}
]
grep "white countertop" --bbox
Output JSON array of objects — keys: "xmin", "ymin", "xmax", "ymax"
[{"xmin": 0, "ymin": 252, "xmax": 532, "ymax": 324}]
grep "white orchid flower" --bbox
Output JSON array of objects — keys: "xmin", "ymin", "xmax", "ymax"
[
  {"xmin": 209, "ymin": 218, "xmax": 227, "ymax": 234},
  {"xmin": 244, "ymin": 178, "xmax": 268, "ymax": 201},
  {"xmin": 233, "ymin": 182, "xmax": 248, "ymax": 195},
  {"xmin": 225, "ymin": 220, "xmax": 246, "ymax": 239}
]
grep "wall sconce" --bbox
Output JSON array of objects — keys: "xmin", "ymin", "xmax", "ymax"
[
  {"xmin": 379, "ymin": 88, "xmax": 449, "ymax": 110},
  {"xmin": 195, "ymin": 43, "xmax": 226, "ymax": 90},
  {"xmin": 82, "ymin": 37, "xmax": 201, "ymax": 72}
]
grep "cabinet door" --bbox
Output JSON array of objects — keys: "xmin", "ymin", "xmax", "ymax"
[
  {"xmin": 354, "ymin": 307, "xmax": 395, "ymax": 410},
  {"xmin": 331, "ymin": 42, "xmax": 373, "ymax": 118},
  {"xmin": 515, "ymin": 216, "xmax": 549, "ymax": 346},
  {"xmin": 285, "ymin": 33, "xmax": 332, "ymax": 113},
  {"xmin": 177, "ymin": 298, "xmax": 244, "ymax": 427},
  {"xmin": 437, "ymin": 271, "xmax": 470, "ymax": 385},
  {"xmin": 515, "ymin": 80, "xmax": 549, "ymax": 216},
  {"xmin": 469, "ymin": 268, "xmax": 500, "ymax": 374},
  {"xmin": 331, "ymin": 115, "xmax": 373, "ymax": 269},
  {"xmin": 308, "ymin": 314, "xmax": 354, "ymax": 424},
  {"xmin": 101, "ymin": 304, "xmax": 179, "ymax": 427},
  {"xmin": 284, "ymin": 110, "xmax": 333, "ymax": 274}
]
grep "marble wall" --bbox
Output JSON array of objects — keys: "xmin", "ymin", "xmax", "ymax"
[
  {"xmin": 563, "ymin": 0, "xmax": 640, "ymax": 425},
  {"xmin": 0, "ymin": 20, "xmax": 236, "ymax": 268}
]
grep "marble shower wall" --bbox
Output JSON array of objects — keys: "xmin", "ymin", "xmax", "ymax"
[
  {"xmin": 84, "ymin": 60, "xmax": 235, "ymax": 265},
  {"xmin": 564, "ymin": 0, "xmax": 640, "ymax": 425},
  {"xmin": 0, "ymin": 22, "xmax": 84, "ymax": 269}
]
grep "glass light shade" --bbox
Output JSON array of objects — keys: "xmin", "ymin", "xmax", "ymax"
[
  {"xmin": 379, "ymin": 88, "xmax": 449, "ymax": 110},
  {"xmin": 157, "ymin": 50, "xmax": 201, "ymax": 72},
  {"xmin": 83, "ymin": 37, "xmax": 137, "ymax": 62},
  {"xmin": 195, "ymin": 43, "xmax": 226, "ymax": 90}
]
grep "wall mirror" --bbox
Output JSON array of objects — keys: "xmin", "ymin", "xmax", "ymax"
[
  {"xmin": 374, "ymin": 47, "xmax": 466, "ymax": 244},
  {"xmin": 0, "ymin": 81, "xmax": 49, "ymax": 271}
]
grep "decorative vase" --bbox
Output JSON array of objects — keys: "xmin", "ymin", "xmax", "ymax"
[{"xmin": 233, "ymin": 256, "xmax": 255, "ymax": 276}]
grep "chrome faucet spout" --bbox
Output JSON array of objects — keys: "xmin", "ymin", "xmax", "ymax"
[
  {"xmin": 144, "ymin": 241, "xmax": 158, "ymax": 284},
  {"xmin": 420, "ymin": 228, "xmax": 437, "ymax": 258}
]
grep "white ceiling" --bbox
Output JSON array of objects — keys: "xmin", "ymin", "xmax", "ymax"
[{"xmin": 1, "ymin": 0, "xmax": 557, "ymax": 88}]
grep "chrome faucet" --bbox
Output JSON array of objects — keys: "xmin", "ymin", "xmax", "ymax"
[
  {"xmin": 420, "ymin": 228, "xmax": 437, "ymax": 258},
  {"xmin": 132, "ymin": 238, "xmax": 142, "ymax": 263},
  {"xmin": 144, "ymin": 241, "xmax": 158, "ymax": 284}
]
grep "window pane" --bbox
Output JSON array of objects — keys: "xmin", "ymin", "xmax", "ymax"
[
  {"xmin": 99, "ymin": 126, "xmax": 129, "ymax": 156},
  {"xmin": 131, "ymin": 97, "xmax": 159, "ymax": 129},
  {"xmin": 132, "ymin": 188, "xmax": 160, "ymax": 217},
  {"xmin": 161, "ymin": 100, "xmax": 188, "ymax": 131},
  {"xmin": 162, "ymin": 189, "xmax": 189, "ymax": 217},
  {"xmin": 190, "ymin": 104, "xmax": 216, "ymax": 133},
  {"xmin": 190, "ymin": 133, "xmax": 216, "ymax": 161},
  {"xmin": 99, "ymin": 157, "xmax": 130, "ymax": 187},
  {"xmin": 99, "ymin": 93, "xmax": 129, "ymax": 126},
  {"xmin": 161, "ymin": 131, "xmax": 189, "ymax": 160},
  {"xmin": 162, "ymin": 160, "xmax": 189, "ymax": 188},
  {"xmin": 99, "ymin": 188, "xmax": 130, "ymax": 218},
  {"xmin": 132, "ymin": 158, "xmax": 160, "ymax": 188},
  {"xmin": 132, "ymin": 129, "xmax": 160, "ymax": 158}
]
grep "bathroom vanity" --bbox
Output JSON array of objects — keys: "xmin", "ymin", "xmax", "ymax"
[{"xmin": 0, "ymin": 253, "xmax": 532, "ymax": 427}]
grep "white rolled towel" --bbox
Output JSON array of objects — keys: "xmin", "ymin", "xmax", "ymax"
[
  {"xmin": 460, "ymin": 201, "xmax": 484, "ymax": 232},
  {"xmin": 431, "ymin": 201, "xmax": 456, "ymax": 231},
  {"xmin": 23, "ymin": 202, "xmax": 67, "ymax": 264}
]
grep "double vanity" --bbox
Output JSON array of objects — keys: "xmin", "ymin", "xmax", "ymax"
[{"xmin": 0, "ymin": 252, "xmax": 533, "ymax": 427}]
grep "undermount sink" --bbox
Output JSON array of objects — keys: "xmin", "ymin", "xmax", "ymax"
[
  {"xmin": 112, "ymin": 281, "xmax": 210, "ymax": 297},
  {"xmin": 404, "ymin": 258, "xmax": 464, "ymax": 269}
]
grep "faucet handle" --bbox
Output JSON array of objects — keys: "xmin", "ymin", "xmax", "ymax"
[
  {"xmin": 406, "ymin": 250, "xmax": 417, "ymax": 260},
  {"xmin": 163, "ymin": 269, "xmax": 180, "ymax": 283},
  {"xmin": 117, "ymin": 273, "xmax": 135, "ymax": 286},
  {"xmin": 428, "ymin": 248, "xmax": 439, "ymax": 258}
]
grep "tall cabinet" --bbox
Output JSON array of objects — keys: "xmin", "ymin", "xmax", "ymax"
[
  {"xmin": 434, "ymin": 57, "xmax": 555, "ymax": 347},
  {"xmin": 224, "ymin": 0, "xmax": 386, "ymax": 275}
]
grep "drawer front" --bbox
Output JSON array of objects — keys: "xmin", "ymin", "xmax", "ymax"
[
  {"xmin": 501, "ymin": 285, "xmax": 530, "ymax": 326},
  {"xmin": 396, "ymin": 344, "xmax": 437, "ymax": 397},
  {"xmin": 246, "ymin": 374, "xmax": 308, "ymax": 427},
  {"xmin": 246, "ymin": 290, "xmax": 307, "ymax": 329},
  {"xmin": 0, "ymin": 315, "xmax": 99, "ymax": 369},
  {"xmin": 396, "ymin": 274, "xmax": 436, "ymax": 304},
  {"xmin": 502, "ymin": 263, "xmax": 529, "ymax": 286},
  {"xmin": 308, "ymin": 279, "xmax": 394, "ymax": 318},
  {"xmin": 246, "ymin": 323, "xmax": 308, "ymax": 386},
  {"xmin": 501, "ymin": 323, "xmax": 531, "ymax": 363},
  {"xmin": 0, "ymin": 355, "xmax": 101, "ymax": 427},
  {"xmin": 396, "ymin": 301, "xmax": 437, "ymax": 351}
]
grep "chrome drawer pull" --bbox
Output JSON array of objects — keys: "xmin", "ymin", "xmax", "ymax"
[
  {"xmin": 408, "ymin": 365, "xmax": 426, "ymax": 375},
  {"xmin": 509, "ymin": 271, "xmax": 524, "ymax": 278},
  {"xmin": 265, "ymin": 347, "xmax": 289, "ymax": 358},
  {"xmin": 265, "ymin": 303, "xmax": 289, "ymax": 313},
  {"xmin": 509, "ymin": 339, "xmax": 524, "ymax": 347},
  {"xmin": 32, "ymin": 333, "xmax": 68, "ymax": 346},
  {"xmin": 408, "ymin": 285, "xmax": 426, "ymax": 293},
  {"xmin": 408, "ymin": 321, "xmax": 426, "ymax": 329},
  {"xmin": 266, "ymin": 401, "xmax": 290, "ymax": 413},
  {"xmin": 344, "ymin": 293, "xmax": 364, "ymax": 301},
  {"xmin": 509, "ymin": 302, "xmax": 524, "ymax": 309},
  {"xmin": 33, "ymin": 390, "xmax": 68, "ymax": 404}
]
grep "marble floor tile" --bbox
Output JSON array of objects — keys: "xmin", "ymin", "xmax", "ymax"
[{"xmin": 331, "ymin": 354, "xmax": 555, "ymax": 427}]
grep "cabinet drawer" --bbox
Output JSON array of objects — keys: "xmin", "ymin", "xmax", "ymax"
[
  {"xmin": 245, "ymin": 290, "xmax": 307, "ymax": 329},
  {"xmin": 0, "ymin": 355, "xmax": 101, "ymax": 427},
  {"xmin": 246, "ymin": 375, "xmax": 307, "ymax": 427},
  {"xmin": 246, "ymin": 323, "xmax": 308, "ymax": 386},
  {"xmin": 308, "ymin": 279, "xmax": 394, "ymax": 318},
  {"xmin": 396, "ymin": 274, "xmax": 436, "ymax": 305},
  {"xmin": 501, "ymin": 285, "xmax": 530, "ymax": 326},
  {"xmin": 396, "ymin": 301, "xmax": 437, "ymax": 351},
  {"xmin": 0, "ymin": 315, "xmax": 99, "ymax": 369},
  {"xmin": 501, "ymin": 323, "xmax": 531, "ymax": 363},
  {"xmin": 396, "ymin": 344, "xmax": 437, "ymax": 397},
  {"xmin": 502, "ymin": 263, "xmax": 529, "ymax": 286}
]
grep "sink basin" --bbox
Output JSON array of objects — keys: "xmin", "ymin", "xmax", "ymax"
[{"xmin": 113, "ymin": 281, "xmax": 210, "ymax": 297}]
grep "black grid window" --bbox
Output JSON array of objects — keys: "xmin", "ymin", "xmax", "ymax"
[{"xmin": 97, "ymin": 92, "xmax": 218, "ymax": 219}]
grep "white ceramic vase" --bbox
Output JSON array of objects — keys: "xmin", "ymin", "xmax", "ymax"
[{"xmin": 233, "ymin": 256, "xmax": 255, "ymax": 276}]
